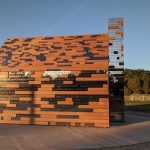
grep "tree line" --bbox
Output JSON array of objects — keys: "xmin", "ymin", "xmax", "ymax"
[{"xmin": 124, "ymin": 69, "xmax": 150, "ymax": 95}]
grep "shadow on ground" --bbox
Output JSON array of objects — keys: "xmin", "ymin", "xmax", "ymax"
[
  {"xmin": 111, "ymin": 111, "xmax": 150, "ymax": 126},
  {"xmin": 86, "ymin": 141, "xmax": 150, "ymax": 150},
  {"xmin": 125, "ymin": 104, "xmax": 150, "ymax": 113}
]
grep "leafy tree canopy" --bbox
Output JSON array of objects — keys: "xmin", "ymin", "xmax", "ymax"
[{"xmin": 124, "ymin": 69, "xmax": 150, "ymax": 95}]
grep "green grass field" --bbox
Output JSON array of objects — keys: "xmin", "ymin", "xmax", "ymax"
[{"xmin": 125, "ymin": 98, "xmax": 150, "ymax": 113}]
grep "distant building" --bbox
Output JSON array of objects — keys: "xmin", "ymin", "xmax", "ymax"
[{"xmin": 0, "ymin": 18, "xmax": 124, "ymax": 127}]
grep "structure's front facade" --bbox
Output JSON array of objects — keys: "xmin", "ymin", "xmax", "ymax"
[{"xmin": 0, "ymin": 18, "xmax": 124, "ymax": 127}]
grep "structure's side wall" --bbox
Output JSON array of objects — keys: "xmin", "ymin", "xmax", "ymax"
[
  {"xmin": 108, "ymin": 18, "xmax": 124, "ymax": 122},
  {"xmin": 0, "ymin": 34, "xmax": 109, "ymax": 127}
]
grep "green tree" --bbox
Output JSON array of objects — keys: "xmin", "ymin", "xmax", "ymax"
[
  {"xmin": 128, "ymin": 77, "xmax": 142, "ymax": 94},
  {"xmin": 142, "ymin": 74, "xmax": 150, "ymax": 94},
  {"xmin": 124, "ymin": 69, "xmax": 150, "ymax": 95},
  {"xmin": 124, "ymin": 86, "xmax": 131, "ymax": 95}
]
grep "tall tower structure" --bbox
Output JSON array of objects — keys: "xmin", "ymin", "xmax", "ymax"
[{"xmin": 108, "ymin": 18, "xmax": 124, "ymax": 122}]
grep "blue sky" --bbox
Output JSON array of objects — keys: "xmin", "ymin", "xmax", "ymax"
[{"xmin": 0, "ymin": 0, "xmax": 150, "ymax": 70}]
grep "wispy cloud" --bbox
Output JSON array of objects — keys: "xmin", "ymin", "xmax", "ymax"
[{"xmin": 48, "ymin": 0, "xmax": 90, "ymax": 35}]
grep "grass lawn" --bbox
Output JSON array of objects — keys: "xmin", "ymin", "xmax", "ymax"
[{"xmin": 125, "ymin": 99, "xmax": 150, "ymax": 113}]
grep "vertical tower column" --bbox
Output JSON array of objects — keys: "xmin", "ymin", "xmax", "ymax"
[{"xmin": 108, "ymin": 18, "xmax": 124, "ymax": 122}]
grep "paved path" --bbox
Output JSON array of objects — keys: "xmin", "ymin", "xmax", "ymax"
[{"xmin": 0, "ymin": 113, "xmax": 149, "ymax": 150}]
